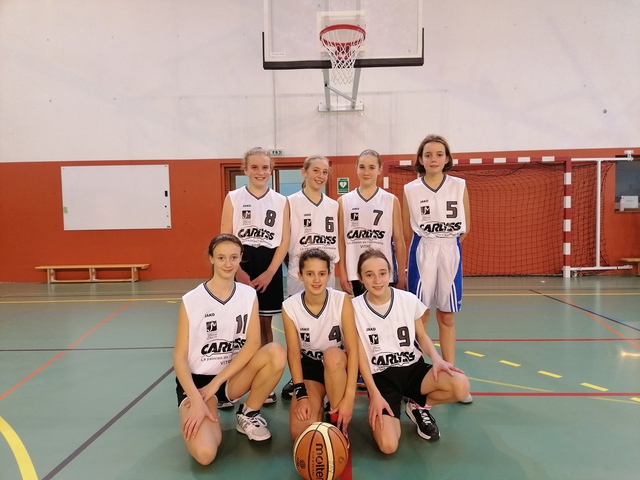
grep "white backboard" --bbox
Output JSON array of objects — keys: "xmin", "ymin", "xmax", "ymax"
[{"xmin": 263, "ymin": 0, "xmax": 423, "ymax": 69}]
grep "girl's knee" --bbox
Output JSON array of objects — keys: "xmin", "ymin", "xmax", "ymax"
[
  {"xmin": 263, "ymin": 342, "xmax": 286, "ymax": 367},
  {"xmin": 323, "ymin": 347, "xmax": 346, "ymax": 371},
  {"xmin": 436, "ymin": 311, "xmax": 455, "ymax": 327},
  {"xmin": 454, "ymin": 374, "xmax": 471, "ymax": 401},
  {"xmin": 376, "ymin": 436, "xmax": 399, "ymax": 455},
  {"xmin": 191, "ymin": 444, "xmax": 217, "ymax": 465}
]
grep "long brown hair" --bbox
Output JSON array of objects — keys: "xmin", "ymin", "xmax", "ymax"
[{"xmin": 414, "ymin": 134, "xmax": 453, "ymax": 174}]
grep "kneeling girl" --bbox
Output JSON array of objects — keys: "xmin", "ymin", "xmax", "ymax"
[
  {"xmin": 173, "ymin": 234, "xmax": 286, "ymax": 465},
  {"xmin": 282, "ymin": 249, "xmax": 359, "ymax": 439},
  {"xmin": 352, "ymin": 248, "xmax": 470, "ymax": 454}
]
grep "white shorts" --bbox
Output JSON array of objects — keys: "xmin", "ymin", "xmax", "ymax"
[
  {"xmin": 407, "ymin": 235, "xmax": 463, "ymax": 312},
  {"xmin": 286, "ymin": 274, "xmax": 335, "ymax": 297}
]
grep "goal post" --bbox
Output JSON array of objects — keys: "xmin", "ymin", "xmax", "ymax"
[{"xmin": 386, "ymin": 156, "xmax": 630, "ymax": 277}]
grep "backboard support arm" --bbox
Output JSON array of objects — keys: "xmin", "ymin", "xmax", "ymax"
[{"xmin": 319, "ymin": 68, "xmax": 364, "ymax": 112}]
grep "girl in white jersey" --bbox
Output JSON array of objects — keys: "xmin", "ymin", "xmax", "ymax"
[
  {"xmin": 338, "ymin": 149, "xmax": 406, "ymax": 297},
  {"xmin": 282, "ymin": 249, "xmax": 359, "ymax": 439},
  {"xmin": 173, "ymin": 234, "xmax": 286, "ymax": 464},
  {"xmin": 221, "ymin": 147, "xmax": 290, "ymax": 351},
  {"xmin": 403, "ymin": 135, "xmax": 472, "ymax": 403},
  {"xmin": 286, "ymin": 155, "xmax": 339, "ymax": 296},
  {"xmin": 352, "ymin": 249, "xmax": 469, "ymax": 453},
  {"xmin": 281, "ymin": 155, "xmax": 340, "ymax": 400}
]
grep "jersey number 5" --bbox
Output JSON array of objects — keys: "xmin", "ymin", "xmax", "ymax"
[{"xmin": 446, "ymin": 201, "xmax": 458, "ymax": 219}]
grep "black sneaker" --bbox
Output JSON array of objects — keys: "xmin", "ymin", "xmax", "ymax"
[
  {"xmin": 405, "ymin": 401, "xmax": 440, "ymax": 440},
  {"xmin": 281, "ymin": 379, "xmax": 294, "ymax": 399},
  {"xmin": 264, "ymin": 390, "xmax": 278, "ymax": 404}
]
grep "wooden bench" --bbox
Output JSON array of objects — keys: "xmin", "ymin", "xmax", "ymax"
[
  {"xmin": 35, "ymin": 264, "xmax": 149, "ymax": 284},
  {"xmin": 621, "ymin": 258, "xmax": 640, "ymax": 276}
]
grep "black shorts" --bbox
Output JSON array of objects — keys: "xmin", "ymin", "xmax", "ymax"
[
  {"xmin": 351, "ymin": 280, "xmax": 366, "ymax": 297},
  {"xmin": 241, "ymin": 245, "xmax": 283, "ymax": 315},
  {"xmin": 371, "ymin": 357, "xmax": 432, "ymax": 418},
  {"xmin": 175, "ymin": 374, "xmax": 231, "ymax": 408},
  {"xmin": 300, "ymin": 355, "xmax": 325, "ymax": 385}
]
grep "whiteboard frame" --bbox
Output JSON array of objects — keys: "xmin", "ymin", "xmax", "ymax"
[{"xmin": 61, "ymin": 165, "xmax": 172, "ymax": 231}]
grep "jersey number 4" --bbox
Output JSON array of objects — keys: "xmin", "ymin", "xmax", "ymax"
[{"xmin": 328, "ymin": 325, "xmax": 342, "ymax": 343}]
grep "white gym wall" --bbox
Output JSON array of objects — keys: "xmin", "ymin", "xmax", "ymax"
[{"xmin": 1, "ymin": 0, "xmax": 638, "ymax": 162}]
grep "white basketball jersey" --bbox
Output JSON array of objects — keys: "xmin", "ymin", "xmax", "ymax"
[
  {"xmin": 229, "ymin": 187, "xmax": 287, "ymax": 248},
  {"xmin": 182, "ymin": 282, "xmax": 257, "ymax": 375},
  {"xmin": 352, "ymin": 288, "xmax": 427, "ymax": 374},
  {"xmin": 282, "ymin": 288, "xmax": 346, "ymax": 361},
  {"xmin": 341, "ymin": 188, "xmax": 396, "ymax": 281},
  {"xmin": 404, "ymin": 175, "xmax": 467, "ymax": 238},
  {"xmin": 288, "ymin": 190, "xmax": 340, "ymax": 278}
]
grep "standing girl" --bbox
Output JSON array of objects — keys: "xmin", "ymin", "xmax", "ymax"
[
  {"xmin": 352, "ymin": 249, "xmax": 469, "ymax": 453},
  {"xmin": 286, "ymin": 155, "xmax": 340, "ymax": 297},
  {"xmin": 221, "ymin": 147, "xmax": 290, "ymax": 347},
  {"xmin": 173, "ymin": 234, "xmax": 286, "ymax": 465},
  {"xmin": 281, "ymin": 155, "xmax": 340, "ymax": 399},
  {"xmin": 281, "ymin": 249, "xmax": 359, "ymax": 439},
  {"xmin": 338, "ymin": 149, "xmax": 406, "ymax": 297},
  {"xmin": 403, "ymin": 134, "xmax": 471, "ymax": 402}
]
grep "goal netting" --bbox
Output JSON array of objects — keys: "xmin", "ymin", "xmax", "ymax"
[{"xmin": 387, "ymin": 162, "xmax": 613, "ymax": 276}]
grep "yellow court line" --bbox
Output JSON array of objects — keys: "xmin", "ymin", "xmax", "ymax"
[
  {"xmin": 465, "ymin": 351, "xmax": 485, "ymax": 357},
  {"xmin": 499, "ymin": 360, "xmax": 521, "ymax": 367},
  {"xmin": 0, "ymin": 297, "xmax": 181, "ymax": 305},
  {"xmin": 631, "ymin": 397, "xmax": 640, "ymax": 403},
  {"xmin": 592, "ymin": 397, "xmax": 640, "ymax": 405},
  {"xmin": 538, "ymin": 370, "xmax": 562, "ymax": 378},
  {"xmin": 272, "ymin": 326, "xmax": 285, "ymax": 334},
  {"xmin": 466, "ymin": 377, "xmax": 553, "ymax": 392},
  {"xmin": 580, "ymin": 382, "xmax": 609, "ymax": 392},
  {"xmin": 0, "ymin": 416, "xmax": 38, "ymax": 480},
  {"xmin": 2, "ymin": 290, "xmax": 640, "ymax": 305}
]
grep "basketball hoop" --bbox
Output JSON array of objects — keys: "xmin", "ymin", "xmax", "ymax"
[{"xmin": 319, "ymin": 24, "xmax": 366, "ymax": 85}]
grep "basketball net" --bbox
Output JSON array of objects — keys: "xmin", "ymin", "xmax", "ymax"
[{"xmin": 320, "ymin": 24, "xmax": 366, "ymax": 85}]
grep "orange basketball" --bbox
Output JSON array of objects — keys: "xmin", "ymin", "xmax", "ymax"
[{"xmin": 293, "ymin": 422, "xmax": 349, "ymax": 480}]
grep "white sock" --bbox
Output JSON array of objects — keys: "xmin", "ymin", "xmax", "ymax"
[{"xmin": 242, "ymin": 404, "xmax": 258, "ymax": 415}]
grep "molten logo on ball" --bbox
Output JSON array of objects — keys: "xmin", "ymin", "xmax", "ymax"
[{"xmin": 293, "ymin": 422, "xmax": 348, "ymax": 480}]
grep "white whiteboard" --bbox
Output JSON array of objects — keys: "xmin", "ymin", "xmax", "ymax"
[{"xmin": 61, "ymin": 165, "xmax": 172, "ymax": 231}]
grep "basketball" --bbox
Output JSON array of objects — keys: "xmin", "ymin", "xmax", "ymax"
[{"xmin": 293, "ymin": 422, "xmax": 349, "ymax": 480}]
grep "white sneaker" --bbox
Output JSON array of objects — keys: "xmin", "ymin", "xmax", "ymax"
[
  {"xmin": 236, "ymin": 406, "xmax": 271, "ymax": 442},
  {"xmin": 217, "ymin": 398, "xmax": 237, "ymax": 409},
  {"xmin": 264, "ymin": 390, "xmax": 278, "ymax": 404},
  {"xmin": 459, "ymin": 393, "xmax": 473, "ymax": 404}
]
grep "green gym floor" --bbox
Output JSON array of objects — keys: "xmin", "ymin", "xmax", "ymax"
[{"xmin": 1, "ymin": 276, "xmax": 639, "ymax": 480}]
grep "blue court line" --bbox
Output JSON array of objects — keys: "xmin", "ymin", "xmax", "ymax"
[
  {"xmin": 533, "ymin": 291, "xmax": 640, "ymax": 332},
  {"xmin": 41, "ymin": 367, "xmax": 174, "ymax": 479}
]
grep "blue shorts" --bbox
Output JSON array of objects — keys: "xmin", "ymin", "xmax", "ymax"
[{"xmin": 408, "ymin": 234, "xmax": 463, "ymax": 312}]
